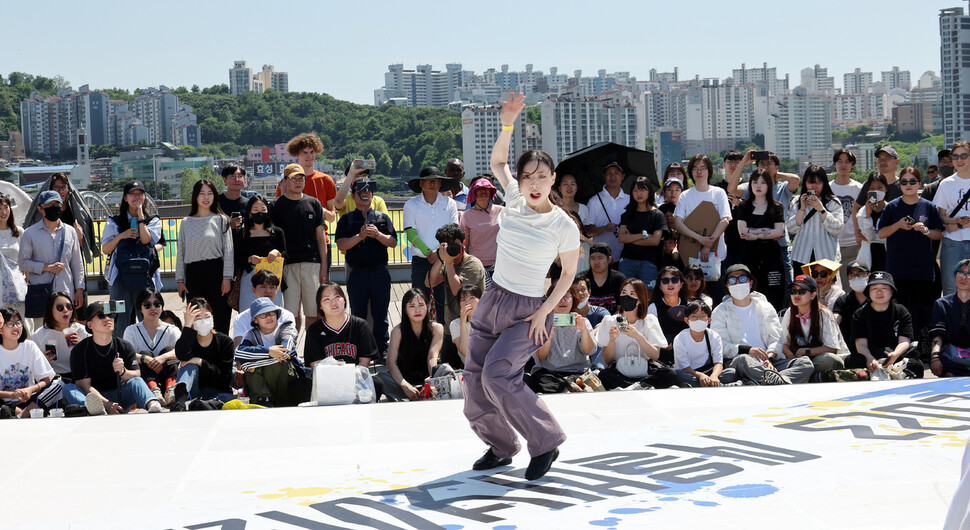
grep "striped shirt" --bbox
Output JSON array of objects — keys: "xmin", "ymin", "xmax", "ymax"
[
  {"xmin": 785, "ymin": 197, "xmax": 844, "ymax": 264},
  {"xmin": 235, "ymin": 319, "xmax": 297, "ymax": 371},
  {"xmin": 175, "ymin": 215, "xmax": 234, "ymax": 282}
]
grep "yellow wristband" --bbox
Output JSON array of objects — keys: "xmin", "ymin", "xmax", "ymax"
[{"xmin": 501, "ymin": 125, "xmax": 514, "ymax": 131}]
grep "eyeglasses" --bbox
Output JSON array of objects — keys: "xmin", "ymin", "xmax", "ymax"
[
  {"xmin": 255, "ymin": 312, "xmax": 277, "ymax": 319},
  {"xmin": 143, "ymin": 301, "xmax": 163, "ymax": 309},
  {"xmin": 660, "ymin": 277, "xmax": 682, "ymax": 285},
  {"xmin": 810, "ymin": 270, "xmax": 830, "ymax": 279},
  {"xmin": 899, "ymin": 179, "xmax": 920, "ymax": 186},
  {"xmin": 953, "ymin": 153, "xmax": 970, "ymax": 161},
  {"xmin": 51, "ymin": 185, "xmax": 68, "ymax": 192},
  {"xmin": 54, "ymin": 303, "xmax": 73, "ymax": 312},
  {"xmin": 3, "ymin": 320, "xmax": 23, "ymax": 328},
  {"xmin": 790, "ymin": 288, "xmax": 809, "ymax": 296},
  {"xmin": 957, "ymin": 270, "xmax": 970, "ymax": 280},
  {"xmin": 286, "ymin": 176, "xmax": 305, "ymax": 181},
  {"xmin": 726, "ymin": 275, "xmax": 749, "ymax": 285}
]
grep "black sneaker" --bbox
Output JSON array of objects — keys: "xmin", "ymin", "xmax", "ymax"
[
  {"xmin": 525, "ymin": 447, "xmax": 559, "ymax": 481},
  {"xmin": 472, "ymin": 449, "xmax": 512, "ymax": 471}
]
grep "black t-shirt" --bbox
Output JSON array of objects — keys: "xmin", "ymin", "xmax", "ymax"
[
  {"xmin": 581, "ymin": 269, "xmax": 626, "ymax": 314},
  {"xmin": 234, "ymin": 227, "xmax": 288, "ymax": 273},
  {"xmin": 70, "ymin": 337, "xmax": 137, "ymax": 392},
  {"xmin": 851, "ymin": 301, "xmax": 914, "ymax": 357},
  {"xmin": 619, "ymin": 209, "xmax": 667, "ymax": 262},
  {"xmin": 61, "ymin": 204, "xmax": 77, "ymax": 226},
  {"xmin": 877, "ymin": 198, "xmax": 944, "ymax": 281},
  {"xmin": 651, "ymin": 297, "xmax": 687, "ymax": 344},
  {"xmin": 304, "ymin": 315, "xmax": 377, "ymax": 366},
  {"xmin": 855, "ymin": 179, "xmax": 902, "ymax": 207},
  {"xmin": 334, "ymin": 209, "xmax": 396, "ymax": 268},
  {"xmin": 271, "ymin": 195, "xmax": 325, "ymax": 263},
  {"xmin": 219, "ymin": 194, "xmax": 248, "ymax": 219},
  {"xmin": 735, "ymin": 202, "xmax": 784, "ymax": 263},
  {"xmin": 174, "ymin": 329, "xmax": 235, "ymax": 393},
  {"xmin": 833, "ymin": 292, "xmax": 865, "ymax": 355}
]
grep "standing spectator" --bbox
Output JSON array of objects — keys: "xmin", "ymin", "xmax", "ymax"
[
  {"xmin": 586, "ymin": 161, "xmax": 630, "ymax": 260},
  {"xmin": 272, "ymin": 164, "xmax": 329, "ymax": 332},
  {"xmin": 403, "ymin": 166, "xmax": 459, "ymax": 324},
  {"xmin": 852, "ymin": 145, "xmax": 901, "ymax": 244},
  {"xmin": 30, "ymin": 291, "xmax": 88, "ymax": 381},
  {"xmin": 24, "ymin": 173, "xmax": 97, "ymax": 263},
  {"xmin": 123, "ymin": 288, "xmax": 180, "ymax": 405},
  {"xmin": 171, "ymin": 297, "xmax": 236, "ymax": 410},
  {"xmin": 780, "ymin": 275, "xmax": 847, "ymax": 376},
  {"xmin": 934, "ymin": 141, "xmax": 970, "ymax": 296},
  {"xmin": 735, "ymin": 168, "xmax": 787, "ymax": 309},
  {"xmin": 617, "ymin": 176, "xmax": 666, "ymax": 291},
  {"xmin": 580, "ymin": 243, "xmax": 626, "ymax": 314},
  {"xmin": 658, "ymin": 163, "xmax": 688, "ymax": 206},
  {"xmin": 800, "ymin": 259, "xmax": 844, "ymax": 309},
  {"xmin": 445, "ymin": 159, "xmax": 469, "ymax": 211},
  {"xmin": 829, "ymin": 149, "xmax": 864, "ymax": 287},
  {"xmin": 235, "ymin": 195, "xmax": 286, "ymax": 312},
  {"xmin": 939, "ymin": 149, "xmax": 955, "ymax": 179},
  {"xmin": 832, "ymin": 261, "xmax": 871, "ymax": 356},
  {"xmin": 428, "ymin": 223, "xmax": 486, "ymax": 368},
  {"xmin": 929, "ymin": 259, "xmax": 970, "ymax": 377},
  {"xmin": 460, "ymin": 177, "xmax": 504, "ymax": 286},
  {"xmin": 19, "ymin": 190, "xmax": 85, "ymax": 318},
  {"xmin": 673, "ymin": 155, "xmax": 732, "ymax": 272},
  {"xmin": 379, "ymin": 288, "xmax": 445, "ymax": 402},
  {"xmin": 0, "ymin": 194, "xmax": 26, "ymax": 320},
  {"xmin": 334, "ymin": 179, "xmax": 397, "ymax": 355},
  {"xmin": 673, "ymin": 300, "xmax": 739, "ymax": 387},
  {"xmin": 710, "ymin": 265, "xmax": 814, "ymax": 384},
  {"xmin": 716, "ymin": 151, "xmax": 745, "ymax": 273},
  {"xmin": 176, "ymin": 180, "xmax": 234, "ymax": 334},
  {"xmin": 0, "ymin": 308, "xmax": 63, "ymax": 417},
  {"xmin": 219, "ymin": 164, "xmax": 248, "ymax": 230},
  {"xmin": 334, "ymin": 161, "xmax": 389, "ymax": 215},
  {"xmin": 101, "ymin": 181, "xmax": 162, "ymax": 336},
  {"xmin": 787, "ymin": 165, "xmax": 844, "ymax": 274},
  {"xmin": 63, "ymin": 302, "xmax": 162, "ymax": 415},
  {"xmin": 856, "ymin": 172, "xmax": 890, "ymax": 271},
  {"xmin": 878, "ymin": 167, "xmax": 943, "ymax": 335},
  {"xmin": 230, "ymin": 271, "xmax": 294, "ymax": 347},
  {"xmin": 555, "ymin": 173, "xmax": 589, "ymax": 225},
  {"xmin": 848, "ymin": 272, "xmax": 924, "ymax": 377}
]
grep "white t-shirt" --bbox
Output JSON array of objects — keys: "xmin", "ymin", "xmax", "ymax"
[
  {"xmin": 0, "ymin": 228, "xmax": 19, "ymax": 265},
  {"xmin": 673, "ymin": 186, "xmax": 732, "ymax": 258},
  {"xmin": 733, "ymin": 303, "xmax": 766, "ymax": 351},
  {"xmin": 933, "ymin": 175, "xmax": 970, "ymax": 242},
  {"xmin": 492, "ymin": 180, "xmax": 581, "ymax": 297},
  {"xmin": 232, "ymin": 307, "xmax": 296, "ymax": 340},
  {"xmin": 830, "ymin": 178, "xmax": 864, "ymax": 247},
  {"xmin": 123, "ymin": 321, "xmax": 182, "ymax": 358},
  {"xmin": 0, "ymin": 341, "xmax": 55, "ymax": 402},
  {"xmin": 30, "ymin": 323, "xmax": 89, "ymax": 375},
  {"xmin": 587, "ymin": 188, "xmax": 630, "ymax": 259},
  {"xmin": 402, "ymin": 193, "xmax": 460, "ymax": 258},
  {"xmin": 672, "ymin": 328, "xmax": 724, "ymax": 371},
  {"xmin": 594, "ymin": 314, "xmax": 668, "ymax": 352}
]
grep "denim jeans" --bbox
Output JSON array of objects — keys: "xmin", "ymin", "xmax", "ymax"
[
  {"xmin": 941, "ymin": 238, "xmax": 970, "ymax": 296},
  {"xmin": 108, "ymin": 280, "xmax": 141, "ymax": 338},
  {"xmin": 176, "ymin": 364, "xmax": 236, "ymax": 402},
  {"xmin": 62, "ymin": 378, "xmax": 156, "ymax": 410},
  {"xmin": 619, "ymin": 258, "xmax": 659, "ymax": 289}
]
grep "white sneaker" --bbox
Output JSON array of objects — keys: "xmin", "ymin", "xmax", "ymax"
[
  {"xmin": 163, "ymin": 387, "xmax": 175, "ymax": 406},
  {"xmin": 151, "ymin": 387, "xmax": 164, "ymax": 402},
  {"xmin": 85, "ymin": 393, "xmax": 107, "ymax": 416},
  {"xmin": 147, "ymin": 400, "xmax": 163, "ymax": 413}
]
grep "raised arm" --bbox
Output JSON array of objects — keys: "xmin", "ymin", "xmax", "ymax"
[{"xmin": 490, "ymin": 92, "xmax": 526, "ymax": 190}]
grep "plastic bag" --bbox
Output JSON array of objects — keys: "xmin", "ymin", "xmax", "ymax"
[
  {"xmin": 354, "ymin": 365, "xmax": 377, "ymax": 404},
  {"xmin": 311, "ymin": 357, "xmax": 357, "ymax": 405}
]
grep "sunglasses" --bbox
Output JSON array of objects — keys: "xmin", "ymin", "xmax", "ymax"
[
  {"xmin": 143, "ymin": 301, "xmax": 163, "ymax": 309},
  {"xmin": 92, "ymin": 312, "xmax": 108, "ymax": 320},
  {"xmin": 810, "ymin": 270, "xmax": 830, "ymax": 279},
  {"xmin": 899, "ymin": 179, "xmax": 920, "ymax": 186},
  {"xmin": 54, "ymin": 303, "xmax": 73, "ymax": 312},
  {"xmin": 790, "ymin": 288, "xmax": 809, "ymax": 296},
  {"xmin": 953, "ymin": 153, "xmax": 970, "ymax": 161},
  {"xmin": 726, "ymin": 275, "xmax": 749, "ymax": 285},
  {"xmin": 660, "ymin": 277, "xmax": 681, "ymax": 285}
]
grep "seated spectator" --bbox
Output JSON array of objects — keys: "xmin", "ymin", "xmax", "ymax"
[
  {"xmin": 647, "ymin": 266, "xmax": 688, "ymax": 365},
  {"xmin": 800, "ymin": 259, "xmax": 844, "ymax": 309},
  {"xmin": 0, "ymin": 308, "xmax": 62, "ymax": 417},
  {"xmin": 673, "ymin": 300, "xmax": 739, "ymax": 387},
  {"xmin": 450, "ymin": 284, "xmax": 482, "ymax": 365},
  {"xmin": 235, "ymin": 297, "xmax": 301, "ymax": 407},
  {"xmin": 123, "ymin": 288, "xmax": 180, "ymax": 405},
  {"xmin": 849, "ymin": 272, "xmax": 925, "ymax": 377},
  {"xmin": 526, "ymin": 285, "xmax": 595, "ymax": 394},
  {"xmin": 160, "ymin": 310, "xmax": 182, "ymax": 329},
  {"xmin": 683, "ymin": 264, "xmax": 713, "ymax": 308},
  {"xmin": 29, "ymin": 291, "xmax": 88, "ymax": 381},
  {"xmin": 581, "ymin": 243, "xmax": 626, "ymax": 313},
  {"xmin": 711, "ymin": 264, "xmax": 814, "ymax": 384},
  {"xmin": 833, "ymin": 260, "xmax": 871, "ymax": 356},
  {"xmin": 302, "ymin": 282, "xmax": 382, "ymax": 400},
  {"xmin": 929, "ymin": 259, "xmax": 970, "ymax": 377},
  {"xmin": 231, "ymin": 270, "xmax": 295, "ymax": 347},
  {"xmin": 379, "ymin": 288, "xmax": 447, "ymax": 402},
  {"xmin": 171, "ymin": 297, "xmax": 236, "ymax": 411},
  {"xmin": 780, "ymin": 275, "xmax": 847, "ymax": 375},
  {"xmin": 63, "ymin": 302, "xmax": 163, "ymax": 414},
  {"xmin": 594, "ymin": 278, "xmax": 672, "ymax": 389},
  {"xmin": 569, "ymin": 275, "xmax": 609, "ymax": 369}
]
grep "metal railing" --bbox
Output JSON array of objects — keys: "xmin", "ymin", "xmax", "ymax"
[{"xmin": 84, "ymin": 209, "xmax": 414, "ymax": 279}]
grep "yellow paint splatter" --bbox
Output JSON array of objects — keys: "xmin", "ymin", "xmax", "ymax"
[
  {"xmin": 696, "ymin": 429, "xmax": 716, "ymax": 432},
  {"xmin": 390, "ymin": 484, "xmax": 411, "ymax": 490},
  {"xmin": 754, "ymin": 413, "xmax": 786, "ymax": 418},
  {"xmin": 242, "ymin": 490, "xmax": 255, "ymax": 494},
  {"xmin": 724, "ymin": 418, "xmax": 746, "ymax": 424},
  {"xmin": 807, "ymin": 400, "xmax": 852, "ymax": 408},
  {"xmin": 410, "ymin": 469, "xmax": 426, "ymax": 472},
  {"xmin": 279, "ymin": 487, "xmax": 333, "ymax": 497},
  {"xmin": 257, "ymin": 493, "xmax": 284, "ymax": 499}
]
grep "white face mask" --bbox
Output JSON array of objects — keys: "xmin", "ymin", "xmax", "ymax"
[
  {"xmin": 873, "ymin": 190, "xmax": 886, "ymax": 202},
  {"xmin": 194, "ymin": 317, "xmax": 214, "ymax": 336},
  {"xmin": 849, "ymin": 277, "xmax": 869, "ymax": 294},
  {"xmin": 688, "ymin": 320, "xmax": 709, "ymax": 333},
  {"xmin": 576, "ymin": 298, "xmax": 588, "ymax": 309},
  {"xmin": 728, "ymin": 283, "xmax": 751, "ymax": 300}
]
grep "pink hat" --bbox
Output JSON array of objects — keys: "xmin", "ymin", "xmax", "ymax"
[{"xmin": 467, "ymin": 178, "xmax": 497, "ymax": 204}]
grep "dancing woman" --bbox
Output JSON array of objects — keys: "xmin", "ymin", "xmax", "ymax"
[{"xmin": 463, "ymin": 92, "xmax": 580, "ymax": 481}]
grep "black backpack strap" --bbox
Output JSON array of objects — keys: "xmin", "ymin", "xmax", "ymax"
[{"xmin": 950, "ymin": 189, "xmax": 970, "ymax": 219}]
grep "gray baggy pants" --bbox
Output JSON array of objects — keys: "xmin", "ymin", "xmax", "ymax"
[{"xmin": 463, "ymin": 283, "xmax": 566, "ymax": 459}]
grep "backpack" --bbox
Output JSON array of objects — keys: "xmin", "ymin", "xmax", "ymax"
[{"xmin": 114, "ymin": 236, "xmax": 155, "ymax": 291}]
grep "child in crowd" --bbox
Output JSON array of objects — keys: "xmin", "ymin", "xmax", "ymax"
[
  {"xmin": 235, "ymin": 297, "xmax": 300, "ymax": 407},
  {"xmin": 672, "ymin": 301, "xmax": 738, "ymax": 387}
]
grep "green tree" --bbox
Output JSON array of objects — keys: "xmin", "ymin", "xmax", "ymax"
[
  {"xmin": 198, "ymin": 165, "xmax": 225, "ymax": 193},
  {"xmin": 398, "ymin": 154, "xmax": 413, "ymax": 176},
  {"xmin": 378, "ymin": 152, "xmax": 394, "ymax": 175},
  {"xmin": 180, "ymin": 168, "xmax": 199, "ymax": 204},
  {"xmin": 526, "ymin": 105, "xmax": 542, "ymax": 134}
]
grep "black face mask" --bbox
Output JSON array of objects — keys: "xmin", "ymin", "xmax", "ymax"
[
  {"xmin": 618, "ymin": 295, "xmax": 639, "ymax": 312},
  {"xmin": 44, "ymin": 206, "xmax": 61, "ymax": 222},
  {"xmin": 250, "ymin": 212, "xmax": 268, "ymax": 225}
]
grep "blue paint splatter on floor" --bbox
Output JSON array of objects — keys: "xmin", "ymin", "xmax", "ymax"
[
  {"xmin": 589, "ymin": 517, "xmax": 621, "ymax": 527},
  {"xmin": 609, "ymin": 508, "xmax": 651, "ymax": 514},
  {"xmin": 493, "ymin": 526, "xmax": 517, "ymax": 530},
  {"xmin": 442, "ymin": 525, "xmax": 464, "ymax": 530},
  {"xmin": 693, "ymin": 500, "xmax": 719, "ymax": 507},
  {"xmin": 717, "ymin": 483, "xmax": 779, "ymax": 498},
  {"xmin": 659, "ymin": 497, "xmax": 679, "ymax": 501}
]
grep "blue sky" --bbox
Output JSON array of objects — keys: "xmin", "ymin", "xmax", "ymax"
[{"xmin": 2, "ymin": 0, "xmax": 962, "ymax": 104}]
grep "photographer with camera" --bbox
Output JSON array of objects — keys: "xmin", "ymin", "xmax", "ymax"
[
  {"xmin": 427, "ymin": 223, "xmax": 485, "ymax": 368},
  {"xmin": 786, "ymin": 165, "xmax": 843, "ymax": 276}
]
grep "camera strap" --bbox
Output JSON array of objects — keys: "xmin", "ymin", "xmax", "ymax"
[{"xmin": 949, "ymin": 190, "xmax": 970, "ymax": 219}]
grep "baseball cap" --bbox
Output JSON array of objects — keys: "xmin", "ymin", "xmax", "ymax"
[
  {"xmin": 38, "ymin": 190, "xmax": 61, "ymax": 207},
  {"xmin": 282, "ymin": 164, "xmax": 306, "ymax": 180},
  {"xmin": 875, "ymin": 146, "xmax": 898, "ymax": 159}
]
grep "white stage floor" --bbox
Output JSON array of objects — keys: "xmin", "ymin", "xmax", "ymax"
[{"xmin": 5, "ymin": 378, "xmax": 970, "ymax": 529}]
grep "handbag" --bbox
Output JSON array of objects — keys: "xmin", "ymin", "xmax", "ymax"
[
  {"xmin": 25, "ymin": 229, "xmax": 65, "ymax": 318},
  {"xmin": 226, "ymin": 269, "xmax": 242, "ymax": 311}
]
